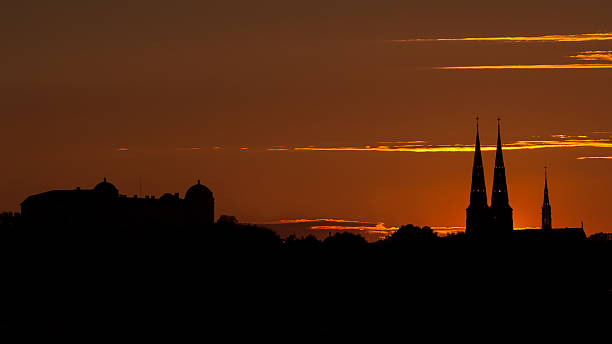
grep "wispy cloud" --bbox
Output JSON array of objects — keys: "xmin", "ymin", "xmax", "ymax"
[
  {"xmin": 395, "ymin": 33, "xmax": 612, "ymax": 70},
  {"xmin": 267, "ymin": 146, "xmax": 290, "ymax": 151},
  {"xmin": 569, "ymin": 50, "xmax": 612, "ymax": 62},
  {"xmin": 267, "ymin": 135, "xmax": 612, "ymax": 153},
  {"xmin": 255, "ymin": 218, "xmax": 572, "ymax": 242},
  {"xmin": 311, "ymin": 222, "xmax": 398, "ymax": 235},
  {"xmin": 257, "ymin": 219, "xmax": 469, "ymax": 241},
  {"xmin": 272, "ymin": 218, "xmax": 374, "ymax": 225},
  {"xmin": 551, "ymin": 134, "xmax": 588, "ymax": 139},
  {"xmin": 257, "ymin": 219, "xmax": 558, "ymax": 241},
  {"xmin": 430, "ymin": 226, "xmax": 465, "ymax": 235},
  {"xmin": 576, "ymin": 156, "xmax": 612, "ymax": 160},
  {"xmin": 256, "ymin": 218, "xmax": 398, "ymax": 241},
  {"xmin": 435, "ymin": 64, "xmax": 612, "ymax": 70},
  {"xmin": 393, "ymin": 33, "xmax": 612, "ymax": 43}
]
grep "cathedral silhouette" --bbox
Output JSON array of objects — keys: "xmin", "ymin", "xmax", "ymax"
[
  {"xmin": 466, "ymin": 118, "xmax": 584, "ymax": 238},
  {"xmin": 466, "ymin": 118, "xmax": 513, "ymax": 235}
]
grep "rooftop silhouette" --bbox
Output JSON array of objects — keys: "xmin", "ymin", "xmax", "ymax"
[{"xmin": 20, "ymin": 178, "xmax": 214, "ymax": 229}]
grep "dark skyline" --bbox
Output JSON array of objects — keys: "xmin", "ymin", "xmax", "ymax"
[{"xmin": 2, "ymin": 2, "xmax": 611, "ymax": 335}]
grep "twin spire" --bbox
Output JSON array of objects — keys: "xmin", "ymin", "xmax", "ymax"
[
  {"xmin": 469, "ymin": 117, "xmax": 510, "ymax": 209},
  {"xmin": 466, "ymin": 117, "xmax": 513, "ymax": 234},
  {"xmin": 466, "ymin": 118, "xmax": 556, "ymax": 233}
]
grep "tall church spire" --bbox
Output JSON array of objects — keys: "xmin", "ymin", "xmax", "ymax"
[
  {"xmin": 490, "ymin": 118, "xmax": 513, "ymax": 232},
  {"xmin": 491, "ymin": 118, "xmax": 509, "ymax": 207},
  {"xmin": 466, "ymin": 116, "xmax": 489, "ymax": 234},
  {"xmin": 469, "ymin": 117, "xmax": 488, "ymax": 208},
  {"xmin": 542, "ymin": 167, "xmax": 552, "ymax": 230}
]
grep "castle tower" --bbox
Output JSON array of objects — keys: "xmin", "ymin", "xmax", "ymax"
[
  {"xmin": 542, "ymin": 167, "xmax": 552, "ymax": 230},
  {"xmin": 466, "ymin": 117, "xmax": 489, "ymax": 235},
  {"xmin": 185, "ymin": 180, "xmax": 215, "ymax": 226},
  {"xmin": 490, "ymin": 119, "xmax": 513, "ymax": 232}
]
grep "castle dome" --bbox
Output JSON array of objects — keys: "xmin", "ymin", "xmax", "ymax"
[
  {"xmin": 185, "ymin": 180, "xmax": 213, "ymax": 201},
  {"xmin": 94, "ymin": 178, "xmax": 119, "ymax": 197}
]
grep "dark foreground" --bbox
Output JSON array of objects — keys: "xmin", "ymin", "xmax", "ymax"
[{"xmin": 0, "ymin": 222, "xmax": 610, "ymax": 336}]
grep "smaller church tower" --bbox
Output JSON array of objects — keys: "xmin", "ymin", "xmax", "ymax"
[{"xmin": 542, "ymin": 167, "xmax": 552, "ymax": 230}]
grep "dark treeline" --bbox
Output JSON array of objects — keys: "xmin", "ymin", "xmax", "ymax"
[{"xmin": 0, "ymin": 215, "xmax": 610, "ymax": 335}]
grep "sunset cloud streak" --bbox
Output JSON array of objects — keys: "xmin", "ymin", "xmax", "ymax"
[
  {"xmin": 394, "ymin": 33, "xmax": 612, "ymax": 70},
  {"xmin": 393, "ymin": 33, "xmax": 612, "ymax": 43},
  {"xmin": 268, "ymin": 136, "xmax": 612, "ymax": 153},
  {"xmin": 311, "ymin": 222, "xmax": 398, "ymax": 235},
  {"xmin": 569, "ymin": 51, "xmax": 612, "ymax": 62},
  {"xmin": 435, "ymin": 64, "xmax": 612, "ymax": 70},
  {"xmin": 255, "ymin": 218, "xmax": 399, "ymax": 241},
  {"xmin": 259, "ymin": 219, "xmax": 463, "ymax": 240},
  {"xmin": 272, "ymin": 218, "xmax": 374, "ymax": 225},
  {"xmin": 576, "ymin": 156, "xmax": 612, "ymax": 160},
  {"xmin": 257, "ymin": 219, "xmax": 560, "ymax": 241}
]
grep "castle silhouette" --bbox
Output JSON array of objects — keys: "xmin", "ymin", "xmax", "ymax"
[
  {"xmin": 466, "ymin": 118, "xmax": 583, "ymax": 237},
  {"xmin": 20, "ymin": 179, "xmax": 214, "ymax": 228}
]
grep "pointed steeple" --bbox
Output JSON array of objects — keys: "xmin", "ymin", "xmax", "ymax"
[
  {"xmin": 491, "ymin": 118, "xmax": 510, "ymax": 208},
  {"xmin": 542, "ymin": 167, "xmax": 552, "ymax": 230},
  {"xmin": 469, "ymin": 117, "xmax": 488, "ymax": 208},
  {"xmin": 466, "ymin": 116, "xmax": 489, "ymax": 235},
  {"xmin": 543, "ymin": 168, "xmax": 549, "ymax": 205}
]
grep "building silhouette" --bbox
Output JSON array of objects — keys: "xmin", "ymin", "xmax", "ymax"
[
  {"xmin": 466, "ymin": 119, "xmax": 586, "ymax": 239},
  {"xmin": 21, "ymin": 178, "xmax": 214, "ymax": 228},
  {"xmin": 542, "ymin": 168, "xmax": 552, "ymax": 230},
  {"xmin": 466, "ymin": 118, "xmax": 513, "ymax": 235}
]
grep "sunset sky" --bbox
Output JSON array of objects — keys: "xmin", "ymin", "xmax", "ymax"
[{"xmin": 2, "ymin": 1, "xmax": 612, "ymax": 238}]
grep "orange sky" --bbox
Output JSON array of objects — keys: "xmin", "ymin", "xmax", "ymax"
[{"xmin": 1, "ymin": 1, "xmax": 612, "ymax": 236}]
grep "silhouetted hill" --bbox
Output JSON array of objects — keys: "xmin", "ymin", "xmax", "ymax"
[{"xmin": 0, "ymin": 219, "xmax": 609, "ymax": 334}]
